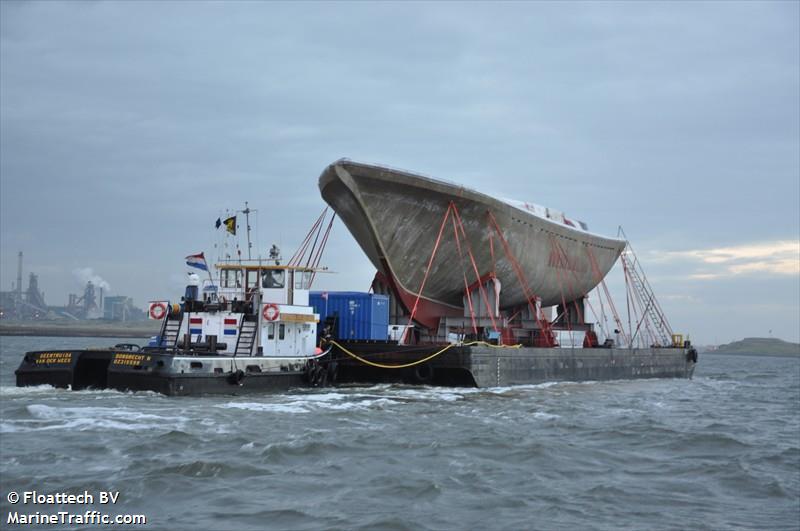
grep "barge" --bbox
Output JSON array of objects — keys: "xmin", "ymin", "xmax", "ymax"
[
  {"xmin": 328, "ymin": 341, "xmax": 696, "ymax": 387},
  {"xmin": 16, "ymin": 159, "xmax": 699, "ymax": 395}
]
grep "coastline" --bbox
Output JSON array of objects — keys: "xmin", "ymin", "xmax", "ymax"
[
  {"xmin": 0, "ymin": 322, "xmax": 160, "ymax": 338},
  {"xmin": 704, "ymin": 351, "xmax": 800, "ymax": 359},
  {"xmin": 703, "ymin": 338, "xmax": 800, "ymax": 358}
]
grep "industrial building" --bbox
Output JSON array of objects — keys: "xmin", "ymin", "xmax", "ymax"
[{"xmin": 0, "ymin": 252, "xmax": 145, "ymax": 322}]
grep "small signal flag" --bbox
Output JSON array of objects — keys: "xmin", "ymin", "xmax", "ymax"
[{"xmin": 223, "ymin": 216, "xmax": 236, "ymax": 235}]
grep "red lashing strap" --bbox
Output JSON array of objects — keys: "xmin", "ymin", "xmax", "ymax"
[{"xmin": 401, "ymin": 204, "xmax": 452, "ymax": 343}]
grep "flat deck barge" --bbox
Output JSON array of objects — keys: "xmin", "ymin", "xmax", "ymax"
[
  {"xmin": 326, "ymin": 341, "xmax": 696, "ymax": 387},
  {"xmin": 15, "ymin": 341, "xmax": 696, "ymax": 395}
]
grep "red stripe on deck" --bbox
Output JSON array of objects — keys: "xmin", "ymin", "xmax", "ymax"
[
  {"xmin": 224, "ymin": 318, "xmax": 238, "ymax": 325},
  {"xmin": 189, "ymin": 318, "xmax": 203, "ymax": 324}
]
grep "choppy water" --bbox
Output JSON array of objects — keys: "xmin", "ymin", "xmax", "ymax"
[{"xmin": 1, "ymin": 336, "xmax": 798, "ymax": 531}]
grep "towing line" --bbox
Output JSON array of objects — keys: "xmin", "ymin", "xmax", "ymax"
[{"xmin": 327, "ymin": 339, "xmax": 521, "ymax": 369}]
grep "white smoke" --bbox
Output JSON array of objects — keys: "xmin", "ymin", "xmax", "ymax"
[{"xmin": 72, "ymin": 267, "xmax": 111, "ymax": 292}]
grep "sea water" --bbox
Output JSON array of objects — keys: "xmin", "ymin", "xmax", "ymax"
[{"xmin": 1, "ymin": 336, "xmax": 798, "ymax": 530}]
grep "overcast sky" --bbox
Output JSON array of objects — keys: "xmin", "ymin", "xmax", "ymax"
[{"xmin": 1, "ymin": 1, "xmax": 798, "ymax": 344}]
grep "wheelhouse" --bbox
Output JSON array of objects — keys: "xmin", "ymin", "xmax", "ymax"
[
  {"xmin": 151, "ymin": 261, "xmax": 319, "ymax": 358},
  {"xmin": 212, "ymin": 264, "xmax": 313, "ymax": 306}
]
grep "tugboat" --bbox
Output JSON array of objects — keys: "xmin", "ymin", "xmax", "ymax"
[{"xmin": 15, "ymin": 229, "xmax": 335, "ymax": 395}]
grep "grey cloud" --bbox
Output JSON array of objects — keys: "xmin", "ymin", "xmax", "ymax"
[{"xmin": 1, "ymin": 1, "xmax": 797, "ymax": 342}]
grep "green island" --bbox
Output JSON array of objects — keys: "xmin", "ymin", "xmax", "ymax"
[{"xmin": 711, "ymin": 337, "xmax": 800, "ymax": 357}]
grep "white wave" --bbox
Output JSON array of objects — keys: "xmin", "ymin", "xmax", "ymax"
[
  {"xmin": 484, "ymin": 381, "xmax": 563, "ymax": 394},
  {"xmin": 216, "ymin": 402, "xmax": 308, "ymax": 414},
  {"xmin": 0, "ymin": 385, "xmax": 56, "ymax": 396},
  {"xmin": 315, "ymin": 398, "xmax": 399, "ymax": 410},
  {"xmin": 26, "ymin": 404, "xmax": 186, "ymax": 423},
  {"xmin": 531, "ymin": 412, "xmax": 561, "ymax": 420},
  {"xmin": 384, "ymin": 388, "xmax": 474, "ymax": 401},
  {"xmin": 7, "ymin": 404, "xmax": 190, "ymax": 434},
  {"xmin": 2, "ymin": 417, "xmax": 167, "ymax": 433},
  {"xmin": 295, "ymin": 392, "xmax": 348, "ymax": 402},
  {"xmin": 0, "ymin": 422, "xmax": 20, "ymax": 433}
]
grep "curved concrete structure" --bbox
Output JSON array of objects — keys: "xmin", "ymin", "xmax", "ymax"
[{"xmin": 319, "ymin": 159, "xmax": 625, "ymax": 321}]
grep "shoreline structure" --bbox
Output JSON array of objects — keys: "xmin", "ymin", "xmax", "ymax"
[{"xmin": 0, "ymin": 321, "xmax": 159, "ymax": 338}]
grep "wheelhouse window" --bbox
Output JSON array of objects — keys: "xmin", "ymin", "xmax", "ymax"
[
  {"xmin": 262, "ymin": 269, "xmax": 285, "ymax": 289},
  {"xmin": 278, "ymin": 324, "xmax": 285, "ymax": 340},
  {"xmin": 268, "ymin": 323, "xmax": 274, "ymax": 340},
  {"xmin": 294, "ymin": 270, "xmax": 312, "ymax": 289},
  {"xmin": 221, "ymin": 269, "xmax": 242, "ymax": 288}
]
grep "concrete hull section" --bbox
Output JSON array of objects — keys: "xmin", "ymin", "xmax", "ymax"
[
  {"xmin": 468, "ymin": 346, "xmax": 694, "ymax": 387},
  {"xmin": 319, "ymin": 160, "xmax": 626, "ymax": 316},
  {"xmin": 331, "ymin": 342, "xmax": 695, "ymax": 387}
]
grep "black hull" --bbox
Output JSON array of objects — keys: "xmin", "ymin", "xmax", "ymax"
[
  {"xmin": 15, "ymin": 349, "xmax": 309, "ymax": 396},
  {"xmin": 16, "ymin": 342, "xmax": 697, "ymax": 395},
  {"xmin": 107, "ymin": 371, "xmax": 306, "ymax": 396}
]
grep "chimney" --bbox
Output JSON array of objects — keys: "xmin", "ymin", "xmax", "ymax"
[{"xmin": 16, "ymin": 251, "xmax": 23, "ymax": 296}]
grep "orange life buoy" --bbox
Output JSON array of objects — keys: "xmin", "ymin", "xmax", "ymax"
[
  {"xmin": 149, "ymin": 302, "xmax": 167, "ymax": 320},
  {"xmin": 262, "ymin": 303, "xmax": 280, "ymax": 321}
]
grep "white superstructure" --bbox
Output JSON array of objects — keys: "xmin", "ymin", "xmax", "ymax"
[{"xmin": 147, "ymin": 262, "xmax": 320, "ymax": 358}]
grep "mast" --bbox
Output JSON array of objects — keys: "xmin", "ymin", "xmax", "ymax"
[{"xmin": 242, "ymin": 202, "xmax": 253, "ymax": 260}]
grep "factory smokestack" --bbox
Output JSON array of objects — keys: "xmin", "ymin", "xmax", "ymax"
[{"xmin": 16, "ymin": 251, "xmax": 22, "ymax": 296}]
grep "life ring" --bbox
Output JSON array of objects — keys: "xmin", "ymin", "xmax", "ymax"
[
  {"xmin": 149, "ymin": 302, "xmax": 167, "ymax": 320},
  {"xmin": 262, "ymin": 304, "xmax": 280, "ymax": 321}
]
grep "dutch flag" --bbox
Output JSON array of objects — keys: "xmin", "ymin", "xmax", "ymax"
[
  {"xmin": 185, "ymin": 252, "xmax": 208, "ymax": 271},
  {"xmin": 189, "ymin": 317, "xmax": 203, "ymax": 335},
  {"xmin": 224, "ymin": 318, "xmax": 238, "ymax": 336}
]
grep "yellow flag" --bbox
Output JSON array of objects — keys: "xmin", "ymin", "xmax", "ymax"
[{"xmin": 224, "ymin": 216, "xmax": 236, "ymax": 235}]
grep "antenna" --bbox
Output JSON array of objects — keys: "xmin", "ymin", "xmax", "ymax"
[{"xmin": 240, "ymin": 202, "xmax": 256, "ymax": 260}]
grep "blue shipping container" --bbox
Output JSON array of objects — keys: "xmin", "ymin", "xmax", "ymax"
[{"xmin": 309, "ymin": 291, "xmax": 389, "ymax": 341}]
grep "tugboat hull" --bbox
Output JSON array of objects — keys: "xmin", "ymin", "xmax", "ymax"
[{"xmin": 15, "ymin": 349, "xmax": 311, "ymax": 396}]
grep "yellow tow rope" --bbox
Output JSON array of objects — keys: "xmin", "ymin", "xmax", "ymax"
[{"xmin": 327, "ymin": 339, "xmax": 522, "ymax": 369}]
